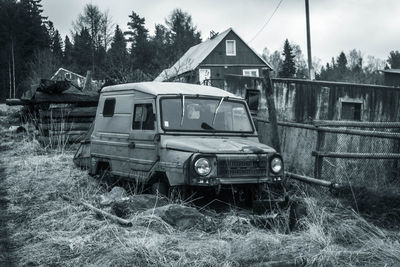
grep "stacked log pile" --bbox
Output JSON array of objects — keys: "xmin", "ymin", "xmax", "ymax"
[{"xmin": 37, "ymin": 106, "xmax": 96, "ymax": 145}]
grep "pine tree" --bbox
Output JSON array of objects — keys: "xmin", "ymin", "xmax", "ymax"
[
  {"xmin": 336, "ymin": 51, "xmax": 348, "ymax": 73},
  {"xmin": 124, "ymin": 11, "xmax": 152, "ymax": 73},
  {"xmin": 388, "ymin": 50, "xmax": 400, "ymax": 69},
  {"xmin": 150, "ymin": 24, "xmax": 172, "ymax": 75},
  {"xmin": 63, "ymin": 35, "xmax": 73, "ymax": 67},
  {"xmin": 110, "ymin": 25, "xmax": 127, "ymax": 56},
  {"xmin": 72, "ymin": 28, "xmax": 92, "ymax": 75},
  {"xmin": 51, "ymin": 30, "xmax": 63, "ymax": 61},
  {"xmin": 73, "ymin": 3, "xmax": 109, "ymax": 77},
  {"xmin": 0, "ymin": 0, "xmax": 51, "ymax": 100},
  {"xmin": 279, "ymin": 39, "xmax": 296, "ymax": 78},
  {"xmin": 166, "ymin": 9, "xmax": 201, "ymax": 63},
  {"xmin": 107, "ymin": 25, "xmax": 129, "ymax": 81}
]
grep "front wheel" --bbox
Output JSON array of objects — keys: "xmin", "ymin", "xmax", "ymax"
[
  {"xmin": 151, "ymin": 181, "xmax": 169, "ymax": 197},
  {"xmin": 288, "ymin": 200, "xmax": 307, "ymax": 231}
]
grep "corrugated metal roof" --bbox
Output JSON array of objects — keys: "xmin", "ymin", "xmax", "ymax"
[
  {"xmin": 381, "ymin": 69, "xmax": 400, "ymax": 74},
  {"xmin": 154, "ymin": 28, "xmax": 271, "ymax": 81},
  {"xmin": 101, "ymin": 82, "xmax": 240, "ymax": 98}
]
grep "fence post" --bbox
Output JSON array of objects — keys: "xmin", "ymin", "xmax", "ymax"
[
  {"xmin": 261, "ymin": 69, "xmax": 281, "ymax": 153},
  {"xmin": 314, "ymin": 129, "xmax": 325, "ymax": 179}
]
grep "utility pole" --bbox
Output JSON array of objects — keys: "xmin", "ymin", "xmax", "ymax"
[
  {"xmin": 9, "ymin": 56, "xmax": 12, "ymax": 99},
  {"xmin": 305, "ymin": 0, "xmax": 314, "ymax": 79},
  {"xmin": 11, "ymin": 38, "xmax": 16, "ymax": 98},
  {"xmin": 261, "ymin": 69, "xmax": 281, "ymax": 153}
]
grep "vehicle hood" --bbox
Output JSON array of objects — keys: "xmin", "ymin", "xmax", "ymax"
[{"xmin": 162, "ymin": 136, "xmax": 276, "ymax": 154}]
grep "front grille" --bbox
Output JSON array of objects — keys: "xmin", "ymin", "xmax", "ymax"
[{"xmin": 217, "ymin": 155, "xmax": 267, "ymax": 178}]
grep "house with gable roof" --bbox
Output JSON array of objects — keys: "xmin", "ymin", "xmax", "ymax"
[{"xmin": 154, "ymin": 28, "xmax": 272, "ymax": 87}]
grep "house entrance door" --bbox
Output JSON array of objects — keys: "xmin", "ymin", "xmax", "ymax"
[{"xmin": 199, "ymin": 69, "xmax": 211, "ymax": 85}]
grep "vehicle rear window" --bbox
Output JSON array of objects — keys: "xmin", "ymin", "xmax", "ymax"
[
  {"xmin": 132, "ymin": 104, "xmax": 155, "ymax": 130},
  {"xmin": 103, "ymin": 98, "xmax": 115, "ymax": 117}
]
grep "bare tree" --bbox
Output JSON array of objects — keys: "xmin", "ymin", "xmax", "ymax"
[
  {"xmin": 73, "ymin": 4, "xmax": 112, "ymax": 73},
  {"xmin": 101, "ymin": 10, "xmax": 114, "ymax": 50}
]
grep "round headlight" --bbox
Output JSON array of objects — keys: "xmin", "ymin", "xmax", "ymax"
[
  {"xmin": 194, "ymin": 158, "xmax": 211, "ymax": 176},
  {"xmin": 270, "ymin": 157, "xmax": 283, "ymax": 174}
]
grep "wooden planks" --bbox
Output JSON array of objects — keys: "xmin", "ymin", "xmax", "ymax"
[
  {"xmin": 37, "ymin": 106, "xmax": 96, "ymax": 144},
  {"xmin": 39, "ymin": 107, "xmax": 97, "ymax": 119},
  {"xmin": 34, "ymin": 92, "xmax": 99, "ymax": 104}
]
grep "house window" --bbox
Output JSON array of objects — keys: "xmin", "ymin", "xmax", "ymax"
[
  {"xmin": 340, "ymin": 100, "xmax": 362, "ymax": 120},
  {"xmin": 243, "ymin": 69, "xmax": 259, "ymax": 77},
  {"xmin": 132, "ymin": 104, "xmax": 155, "ymax": 130},
  {"xmin": 103, "ymin": 98, "xmax": 116, "ymax": 117},
  {"xmin": 226, "ymin": 40, "xmax": 236, "ymax": 56},
  {"xmin": 65, "ymin": 72, "xmax": 71, "ymax": 79}
]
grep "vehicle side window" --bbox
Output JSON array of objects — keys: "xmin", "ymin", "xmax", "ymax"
[
  {"xmin": 132, "ymin": 104, "xmax": 155, "ymax": 130},
  {"xmin": 103, "ymin": 98, "xmax": 116, "ymax": 117}
]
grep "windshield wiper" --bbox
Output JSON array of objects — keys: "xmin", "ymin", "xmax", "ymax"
[
  {"xmin": 180, "ymin": 94, "xmax": 185, "ymax": 126},
  {"xmin": 212, "ymin": 97, "xmax": 224, "ymax": 125},
  {"xmin": 201, "ymin": 122, "xmax": 215, "ymax": 130}
]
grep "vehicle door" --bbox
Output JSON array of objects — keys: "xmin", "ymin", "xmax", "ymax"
[{"xmin": 129, "ymin": 99, "xmax": 158, "ymax": 181}]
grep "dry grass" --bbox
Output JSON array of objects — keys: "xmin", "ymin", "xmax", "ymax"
[{"xmin": 1, "ymin": 135, "xmax": 400, "ymax": 266}]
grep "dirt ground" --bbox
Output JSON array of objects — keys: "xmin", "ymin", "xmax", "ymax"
[{"xmin": 0, "ymin": 104, "xmax": 400, "ymax": 266}]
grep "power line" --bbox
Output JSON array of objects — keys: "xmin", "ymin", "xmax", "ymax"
[{"xmin": 249, "ymin": 0, "xmax": 284, "ymax": 44}]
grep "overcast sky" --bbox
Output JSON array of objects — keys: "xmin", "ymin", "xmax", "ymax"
[{"xmin": 41, "ymin": 0, "xmax": 400, "ymax": 66}]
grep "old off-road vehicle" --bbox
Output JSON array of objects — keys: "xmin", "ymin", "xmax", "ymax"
[{"xmin": 88, "ymin": 82, "xmax": 287, "ymax": 208}]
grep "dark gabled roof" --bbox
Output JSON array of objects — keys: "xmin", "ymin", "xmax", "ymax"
[{"xmin": 155, "ymin": 28, "xmax": 271, "ymax": 81}]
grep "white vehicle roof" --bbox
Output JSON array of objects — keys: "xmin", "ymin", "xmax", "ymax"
[{"xmin": 101, "ymin": 82, "xmax": 240, "ymax": 98}]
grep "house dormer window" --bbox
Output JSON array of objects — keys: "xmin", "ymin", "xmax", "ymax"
[{"xmin": 226, "ymin": 40, "xmax": 236, "ymax": 56}]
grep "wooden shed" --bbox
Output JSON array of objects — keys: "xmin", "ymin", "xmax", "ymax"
[
  {"xmin": 271, "ymin": 78, "xmax": 400, "ymax": 122},
  {"xmin": 381, "ymin": 69, "xmax": 400, "ymax": 87}
]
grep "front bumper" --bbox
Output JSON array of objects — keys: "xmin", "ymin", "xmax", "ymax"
[{"xmin": 191, "ymin": 176, "xmax": 283, "ymax": 186}]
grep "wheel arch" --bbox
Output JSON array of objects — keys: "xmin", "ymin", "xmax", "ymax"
[{"xmin": 94, "ymin": 159, "xmax": 112, "ymax": 175}]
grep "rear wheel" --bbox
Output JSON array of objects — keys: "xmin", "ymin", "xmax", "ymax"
[
  {"xmin": 97, "ymin": 163, "xmax": 111, "ymax": 180},
  {"xmin": 95, "ymin": 163, "xmax": 123, "ymax": 188}
]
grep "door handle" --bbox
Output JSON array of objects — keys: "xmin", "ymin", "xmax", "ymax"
[{"xmin": 128, "ymin": 141, "xmax": 135, "ymax": 149}]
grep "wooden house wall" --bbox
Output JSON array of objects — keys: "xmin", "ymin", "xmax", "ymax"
[
  {"xmin": 179, "ymin": 66, "xmax": 264, "ymax": 87},
  {"xmin": 201, "ymin": 31, "xmax": 266, "ymax": 66}
]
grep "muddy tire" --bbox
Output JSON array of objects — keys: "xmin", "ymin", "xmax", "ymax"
[
  {"xmin": 169, "ymin": 186, "xmax": 188, "ymax": 202},
  {"xmin": 151, "ymin": 181, "xmax": 169, "ymax": 197},
  {"xmin": 289, "ymin": 200, "xmax": 307, "ymax": 231}
]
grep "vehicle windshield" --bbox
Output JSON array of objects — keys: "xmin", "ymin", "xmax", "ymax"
[{"xmin": 160, "ymin": 97, "xmax": 254, "ymax": 132}]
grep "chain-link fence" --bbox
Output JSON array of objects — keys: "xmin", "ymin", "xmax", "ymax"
[
  {"xmin": 315, "ymin": 122, "xmax": 400, "ymax": 191},
  {"xmin": 256, "ymin": 118, "xmax": 400, "ymax": 191}
]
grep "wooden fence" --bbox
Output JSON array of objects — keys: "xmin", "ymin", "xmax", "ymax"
[{"xmin": 255, "ymin": 117, "xmax": 400, "ymax": 189}]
